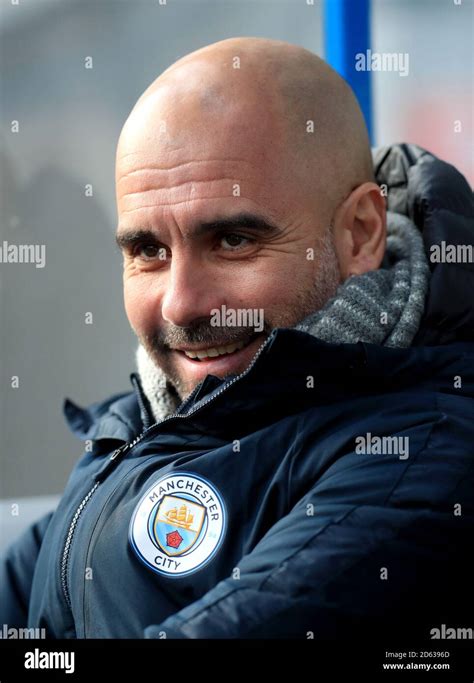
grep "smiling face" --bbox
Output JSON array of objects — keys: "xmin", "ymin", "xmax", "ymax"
[{"xmin": 115, "ymin": 39, "xmax": 384, "ymax": 400}]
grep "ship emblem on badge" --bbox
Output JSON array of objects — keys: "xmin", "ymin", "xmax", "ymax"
[{"xmin": 129, "ymin": 472, "xmax": 226, "ymax": 578}]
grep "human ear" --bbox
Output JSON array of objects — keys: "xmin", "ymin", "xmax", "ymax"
[{"xmin": 332, "ymin": 182, "xmax": 386, "ymax": 280}]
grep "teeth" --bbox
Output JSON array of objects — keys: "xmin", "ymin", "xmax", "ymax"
[{"xmin": 183, "ymin": 339, "xmax": 247, "ymax": 360}]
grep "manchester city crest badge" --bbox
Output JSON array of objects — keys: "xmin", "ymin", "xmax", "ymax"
[{"xmin": 129, "ymin": 472, "xmax": 226, "ymax": 577}]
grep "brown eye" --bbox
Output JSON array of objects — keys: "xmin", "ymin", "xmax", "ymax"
[
  {"xmin": 220, "ymin": 233, "xmax": 251, "ymax": 250},
  {"xmin": 135, "ymin": 244, "xmax": 162, "ymax": 260}
]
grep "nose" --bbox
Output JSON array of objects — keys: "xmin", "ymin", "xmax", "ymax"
[{"xmin": 161, "ymin": 252, "xmax": 220, "ymax": 328}]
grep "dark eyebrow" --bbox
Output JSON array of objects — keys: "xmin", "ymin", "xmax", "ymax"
[
  {"xmin": 193, "ymin": 212, "xmax": 283, "ymax": 238},
  {"xmin": 115, "ymin": 212, "xmax": 282, "ymax": 251},
  {"xmin": 115, "ymin": 229, "xmax": 158, "ymax": 251}
]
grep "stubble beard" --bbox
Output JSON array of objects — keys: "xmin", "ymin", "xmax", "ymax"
[{"xmin": 138, "ymin": 229, "xmax": 341, "ymax": 400}]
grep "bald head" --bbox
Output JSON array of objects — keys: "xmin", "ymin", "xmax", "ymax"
[{"xmin": 117, "ymin": 37, "xmax": 373, "ymax": 214}]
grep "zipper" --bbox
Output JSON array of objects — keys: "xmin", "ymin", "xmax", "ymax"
[
  {"xmin": 130, "ymin": 373, "xmax": 153, "ymax": 429},
  {"xmin": 60, "ymin": 332, "xmax": 274, "ymax": 610}
]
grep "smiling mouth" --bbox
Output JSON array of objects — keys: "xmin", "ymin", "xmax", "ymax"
[{"xmin": 176, "ymin": 332, "xmax": 260, "ymax": 362}]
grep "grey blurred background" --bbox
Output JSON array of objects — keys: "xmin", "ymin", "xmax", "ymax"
[{"xmin": 0, "ymin": 0, "xmax": 472, "ymax": 514}]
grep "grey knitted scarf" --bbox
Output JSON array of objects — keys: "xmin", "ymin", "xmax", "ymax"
[{"xmin": 136, "ymin": 210, "xmax": 430, "ymax": 423}]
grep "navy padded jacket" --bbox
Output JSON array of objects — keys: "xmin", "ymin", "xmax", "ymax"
[{"xmin": 1, "ymin": 144, "xmax": 473, "ymax": 639}]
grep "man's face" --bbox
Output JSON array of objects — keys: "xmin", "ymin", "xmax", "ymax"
[{"xmin": 116, "ymin": 77, "xmax": 340, "ymax": 400}]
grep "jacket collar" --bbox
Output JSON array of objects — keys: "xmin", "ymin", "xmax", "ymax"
[
  {"xmin": 374, "ymin": 143, "xmax": 474, "ymax": 345},
  {"xmin": 63, "ymin": 391, "xmax": 141, "ymax": 446},
  {"xmin": 63, "ymin": 327, "xmax": 474, "ymax": 448}
]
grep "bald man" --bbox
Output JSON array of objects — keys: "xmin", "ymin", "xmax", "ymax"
[{"xmin": 1, "ymin": 38, "xmax": 473, "ymax": 643}]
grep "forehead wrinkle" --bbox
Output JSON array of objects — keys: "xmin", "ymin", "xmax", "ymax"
[
  {"xmin": 117, "ymin": 158, "xmax": 277, "ymax": 216},
  {"xmin": 117, "ymin": 157, "xmax": 257, "ymax": 181},
  {"xmin": 116, "ymin": 159, "xmax": 262, "ymax": 199},
  {"xmin": 119, "ymin": 191, "xmax": 264, "ymax": 216},
  {"xmin": 119, "ymin": 176, "xmax": 240, "ymax": 201}
]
